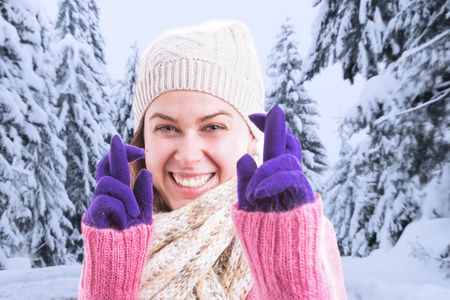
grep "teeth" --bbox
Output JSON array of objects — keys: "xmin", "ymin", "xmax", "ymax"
[{"xmin": 172, "ymin": 173, "xmax": 213, "ymax": 188}]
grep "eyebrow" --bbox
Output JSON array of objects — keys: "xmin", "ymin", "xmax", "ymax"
[
  {"xmin": 149, "ymin": 111, "xmax": 234, "ymax": 123},
  {"xmin": 198, "ymin": 111, "xmax": 234, "ymax": 122},
  {"xmin": 149, "ymin": 112, "xmax": 177, "ymax": 123}
]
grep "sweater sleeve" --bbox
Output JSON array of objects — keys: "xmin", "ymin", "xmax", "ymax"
[
  {"xmin": 233, "ymin": 194, "xmax": 348, "ymax": 300},
  {"xmin": 77, "ymin": 221, "xmax": 154, "ymax": 300}
]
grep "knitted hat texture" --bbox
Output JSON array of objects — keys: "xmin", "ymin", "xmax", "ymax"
[{"xmin": 133, "ymin": 20, "xmax": 265, "ymax": 143}]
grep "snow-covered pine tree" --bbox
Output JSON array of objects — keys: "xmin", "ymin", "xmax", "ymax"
[
  {"xmin": 113, "ymin": 43, "xmax": 139, "ymax": 144},
  {"xmin": 266, "ymin": 18, "xmax": 327, "ymax": 192},
  {"xmin": 54, "ymin": 0, "xmax": 114, "ymax": 260},
  {"xmin": 0, "ymin": 0, "xmax": 25, "ymax": 264},
  {"xmin": 0, "ymin": 0, "xmax": 74, "ymax": 267},
  {"xmin": 307, "ymin": 0, "xmax": 450, "ymax": 255},
  {"xmin": 305, "ymin": 0, "xmax": 393, "ymax": 83},
  {"xmin": 85, "ymin": 0, "xmax": 117, "ymax": 143},
  {"xmin": 323, "ymin": 126, "xmax": 363, "ymax": 255}
]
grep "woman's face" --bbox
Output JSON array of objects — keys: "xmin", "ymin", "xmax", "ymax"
[{"xmin": 143, "ymin": 90, "xmax": 256, "ymax": 210}]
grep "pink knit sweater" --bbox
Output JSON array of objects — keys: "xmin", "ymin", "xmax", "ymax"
[{"xmin": 78, "ymin": 196, "xmax": 347, "ymax": 299}]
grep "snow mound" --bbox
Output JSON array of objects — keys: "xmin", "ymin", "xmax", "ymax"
[
  {"xmin": 343, "ymin": 218, "xmax": 450, "ymax": 299},
  {"xmin": 392, "ymin": 218, "xmax": 450, "ymax": 262},
  {"xmin": 3, "ymin": 258, "xmax": 31, "ymax": 270}
]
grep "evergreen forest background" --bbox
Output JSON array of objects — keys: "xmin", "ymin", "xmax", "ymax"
[{"xmin": 0, "ymin": 0, "xmax": 449, "ymax": 297}]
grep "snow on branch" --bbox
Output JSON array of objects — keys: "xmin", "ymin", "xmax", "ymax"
[
  {"xmin": 399, "ymin": 29, "xmax": 450, "ymax": 61},
  {"xmin": 373, "ymin": 88, "xmax": 449, "ymax": 125},
  {"xmin": 408, "ymin": 4, "xmax": 449, "ymax": 49}
]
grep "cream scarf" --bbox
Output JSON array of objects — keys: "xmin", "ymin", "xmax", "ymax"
[{"xmin": 139, "ymin": 177, "xmax": 254, "ymax": 300}]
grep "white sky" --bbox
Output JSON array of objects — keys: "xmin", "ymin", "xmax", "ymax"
[{"xmin": 42, "ymin": 0, "xmax": 365, "ymax": 165}]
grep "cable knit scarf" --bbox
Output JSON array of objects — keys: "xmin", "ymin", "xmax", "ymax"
[{"xmin": 139, "ymin": 177, "xmax": 254, "ymax": 300}]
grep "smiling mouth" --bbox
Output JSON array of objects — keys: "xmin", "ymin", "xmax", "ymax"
[{"xmin": 170, "ymin": 172, "xmax": 215, "ymax": 188}]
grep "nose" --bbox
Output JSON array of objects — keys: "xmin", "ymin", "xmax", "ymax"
[{"xmin": 174, "ymin": 133, "xmax": 204, "ymax": 167}]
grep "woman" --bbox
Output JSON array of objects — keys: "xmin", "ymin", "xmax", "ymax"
[{"xmin": 78, "ymin": 20, "xmax": 347, "ymax": 299}]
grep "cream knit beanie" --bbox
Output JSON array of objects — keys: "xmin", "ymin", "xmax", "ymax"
[{"xmin": 133, "ymin": 20, "xmax": 265, "ymax": 145}]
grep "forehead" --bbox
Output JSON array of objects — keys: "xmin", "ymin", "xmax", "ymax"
[{"xmin": 146, "ymin": 90, "xmax": 241, "ymax": 119}]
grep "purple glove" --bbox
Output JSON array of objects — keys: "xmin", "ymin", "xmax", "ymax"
[
  {"xmin": 83, "ymin": 135, "xmax": 153, "ymax": 229},
  {"xmin": 237, "ymin": 106, "xmax": 315, "ymax": 212}
]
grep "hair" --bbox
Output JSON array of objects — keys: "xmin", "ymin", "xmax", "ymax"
[{"xmin": 129, "ymin": 117, "xmax": 172, "ymax": 213}]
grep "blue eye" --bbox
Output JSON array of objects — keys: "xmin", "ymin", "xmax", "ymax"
[
  {"xmin": 155, "ymin": 125, "xmax": 177, "ymax": 132},
  {"xmin": 205, "ymin": 124, "xmax": 225, "ymax": 131}
]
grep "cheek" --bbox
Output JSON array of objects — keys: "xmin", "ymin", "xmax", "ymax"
[
  {"xmin": 143, "ymin": 135, "xmax": 171, "ymax": 177},
  {"xmin": 211, "ymin": 133, "xmax": 249, "ymax": 178}
]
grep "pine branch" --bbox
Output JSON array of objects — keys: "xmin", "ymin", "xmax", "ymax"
[
  {"xmin": 408, "ymin": 4, "xmax": 448, "ymax": 49},
  {"xmin": 410, "ymin": 239, "xmax": 450, "ymax": 278},
  {"xmin": 400, "ymin": 29, "xmax": 450, "ymax": 62},
  {"xmin": 9, "ymin": 165, "xmax": 33, "ymax": 177},
  {"xmin": 373, "ymin": 88, "xmax": 449, "ymax": 125},
  {"xmin": 390, "ymin": 0, "xmax": 422, "ymax": 25}
]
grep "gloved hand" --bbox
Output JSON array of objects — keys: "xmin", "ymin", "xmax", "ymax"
[
  {"xmin": 237, "ymin": 106, "xmax": 315, "ymax": 212},
  {"xmin": 83, "ymin": 135, "xmax": 153, "ymax": 229}
]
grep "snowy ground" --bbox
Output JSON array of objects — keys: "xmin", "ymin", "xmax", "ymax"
[
  {"xmin": 1, "ymin": 219, "xmax": 449, "ymax": 300},
  {"xmin": 0, "ymin": 264, "xmax": 80, "ymax": 300},
  {"xmin": 0, "ymin": 256, "xmax": 448, "ymax": 300}
]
